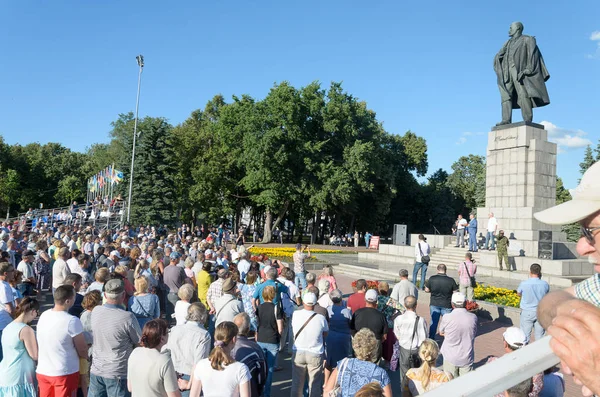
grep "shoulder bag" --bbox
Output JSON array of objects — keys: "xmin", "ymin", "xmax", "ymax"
[
  {"xmin": 464, "ymin": 262, "xmax": 477, "ymax": 288},
  {"xmin": 216, "ymin": 297, "xmax": 238, "ymax": 320},
  {"xmin": 418, "ymin": 243, "xmax": 430, "ymax": 264},
  {"xmin": 294, "ymin": 312, "xmax": 318, "ymax": 341},
  {"xmin": 327, "ymin": 357, "xmax": 350, "ymax": 397},
  {"xmin": 408, "ymin": 315, "xmax": 422, "ymax": 369}
]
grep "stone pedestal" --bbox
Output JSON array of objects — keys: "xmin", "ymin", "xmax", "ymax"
[{"xmin": 476, "ymin": 122, "xmax": 564, "ymax": 257}]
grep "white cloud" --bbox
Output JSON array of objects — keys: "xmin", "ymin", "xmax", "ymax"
[
  {"xmin": 540, "ymin": 121, "xmax": 592, "ymax": 152},
  {"xmin": 587, "ymin": 30, "xmax": 600, "ymax": 58},
  {"xmin": 456, "ymin": 131, "xmax": 484, "ymax": 145}
]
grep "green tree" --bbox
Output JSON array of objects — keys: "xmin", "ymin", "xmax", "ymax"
[
  {"xmin": 447, "ymin": 155, "xmax": 486, "ymax": 213},
  {"xmin": 0, "ymin": 168, "xmax": 20, "ymax": 218},
  {"xmin": 580, "ymin": 145, "xmax": 595, "ymax": 176},
  {"xmin": 55, "ymin": 175, "xmax": 85, "ymax": 205},
  {"xmin": 556, "ymin": 177, "xmax": 579, "ymax": 242}
]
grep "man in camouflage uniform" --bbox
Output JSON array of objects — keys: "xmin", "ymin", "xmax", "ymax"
[{"xmin": 496, "ymin": 230, "xmax": 510, "ymax": 271}]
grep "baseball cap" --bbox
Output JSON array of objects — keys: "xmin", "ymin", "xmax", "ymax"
[
  {"xmin": 170, "ymin": 252, "xmax": 182, "ymax": 260},
  {"xmin": 451, "ymin": 292, "xmax": 466, "ymax": 305},
  {"xmin": 231, "ymin": 252, "xmax": 240, "ymax": 261},
  {"xmin": 535, "ymin": 161, "xmax": 600, "ymax": 225},
  {"xmin": 263, "ymin": 265, "xmax": 272, "ymax": 275},
  {"xmin": 22, "ymin": 250, "xmax": 35, "ymax": 257},
  {"xmin": 303, "ymin": 292, "xmax": 317, "ymax": 306},
  {"xmin": 365, "ymin": 289, "xmax": 378, "ymax": 303},
  {"xmin": 503, "ymin": 327, "xmax": 527, "ymax": 348},
  {"xmin": 104, "ymin": 279, "xmax": 125, "ymax": 295},
  {"xmin": 110, "ymin": 250, "xmax": 122, "ymax": 259}
]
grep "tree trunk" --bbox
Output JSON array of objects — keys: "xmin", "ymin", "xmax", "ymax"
[
  {"xmin": 262, "ymin": 201, "xmax": 289, "ymax": 243},
  {"xmin": 320, "ymin": 212, "xmax": 328, "ymax": 243},
  {"xmin": 262, "ymin": 210, "xmax": 273, "ymax": 243},
  {"xmin": 311, "ymin": 211, "xmax": 319, "ymax": 245}
]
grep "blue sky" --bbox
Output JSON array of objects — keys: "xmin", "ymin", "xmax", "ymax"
[{"xmin": 1, "ymin": 1, "xmax": 598, "ymax": 190}]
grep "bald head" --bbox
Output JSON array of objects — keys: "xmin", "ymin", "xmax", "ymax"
[
  {"xmin": 404, "ymin": 295, "xmax": 417, "ymax": 311},
  {"xmin": 509, "ymin": 22, "xmax": 523, "ymax": 37}
]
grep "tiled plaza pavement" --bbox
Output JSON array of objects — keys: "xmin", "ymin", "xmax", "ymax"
[{"xmin": 272, "ymin": 273, "xmax": 579, "ymax": 396}]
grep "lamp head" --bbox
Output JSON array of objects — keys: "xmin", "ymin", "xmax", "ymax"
[{"xmin": 136, "ymin": 55, "xmax": 144, "ymax": 67}]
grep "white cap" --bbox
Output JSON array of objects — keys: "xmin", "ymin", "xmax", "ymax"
[
  {"xmin": 503, "ymin": 327, "xmax": 527, "ymax": 348},
  {"xmin": 535, "ymin": 161, "xmax": 600, "ymax": 225},
  {"xmin": 263, "ymin": 265, "xmax": 272, "ymax": 275},
  {"xmin": 231, "ymin": 252, "xmax": 240, "ymax": 261},
  {"xmin": 110, "ymin": 250, "xmax": 122, "ymax": 259},
  {"xmin": 365, "ymin": 289, "xmax": 378, "ymax": 303},
  {"xmin": 303, "ymin": 292, "xmax": 317, "ymax": 306},
  {"xmin": 451, "ymin": 292, "xmax": 466, "ymax": 305}
]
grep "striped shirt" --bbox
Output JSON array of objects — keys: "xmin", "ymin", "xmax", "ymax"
[
  {"xmin": 575, "ymin": 273, "xmax": 600, "ymax": 307},
  {"xmin": 206, "ymin": 278, "xmax": 224, "ymax": 309},
  {"xmin": 90, "ymin": 304, "xmax": 141, "ymax": 378}
]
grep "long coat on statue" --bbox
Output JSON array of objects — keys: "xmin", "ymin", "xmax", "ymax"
[{"xmin": 494, "ymin": 35, "xmax": 550, "ymax": 109}]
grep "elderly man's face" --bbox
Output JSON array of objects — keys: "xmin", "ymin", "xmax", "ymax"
[{"xmin": 577, "ymin": 211, "xmax": 600, "ymax": 272}]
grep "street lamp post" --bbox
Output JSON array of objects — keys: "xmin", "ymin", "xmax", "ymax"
[{"xmin": 127, "ymin": 55, "xmax": 144, "ymax": 223}]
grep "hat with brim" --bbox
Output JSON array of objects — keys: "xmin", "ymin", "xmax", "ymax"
[
  {"xmin": 534, "ymin": 162, "xmax": 600, "ymax": 225},
  {"xmin": 222, "ymin": 278, "xmax": 236, "ymax": 293}
]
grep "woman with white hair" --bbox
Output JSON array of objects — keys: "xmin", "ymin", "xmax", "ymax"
[{"xmin": 317, "ymin": 279, "xmax": 334, "ymax": 310}]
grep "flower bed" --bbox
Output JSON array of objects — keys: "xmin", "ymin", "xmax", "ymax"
[
  {"xmin": 349, "ymin": 280, "xmax": 521, "ymax": 309},
  {"xmin": 248, "ymin": 247, "xmax": 342, "ymax": 262},
  {"xmin": 474, "ymin": 284, "xmax": 521, "ymax": 308}
]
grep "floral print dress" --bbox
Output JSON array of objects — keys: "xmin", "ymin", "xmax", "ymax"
[{"xmin": 239, "ymin": 283, "xmax": 258, "ymax": 331}]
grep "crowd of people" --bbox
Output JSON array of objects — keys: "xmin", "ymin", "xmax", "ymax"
[{"xmin": 1, "ymin": 162, "xmax": 600, "ymax": 397}]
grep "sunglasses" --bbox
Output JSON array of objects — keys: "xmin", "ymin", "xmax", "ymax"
[{"xmin": 581, "ymin": 225, "xmax": 600, "ymax": 246}]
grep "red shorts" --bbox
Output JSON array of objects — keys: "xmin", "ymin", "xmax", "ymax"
[{"xmin": 37, "ymin": 372, "xmax": 79, "ymax": 397}]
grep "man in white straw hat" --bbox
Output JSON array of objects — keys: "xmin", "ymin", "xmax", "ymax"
[{"xmin": 535, "ymin": 161, "xmax": 600, "ymax": 396}]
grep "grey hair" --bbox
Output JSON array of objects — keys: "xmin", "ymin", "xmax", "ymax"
[
  {"xmin": 506, "ymin": 377, "xmax": 532, "ymax": 397},
  {"xmin": 329, "ymin": 289, "xmax": 343, "ymax": 303},
  {"xmin": 399, "ymin": 269, "xmax": 409, "ymax": 278},
  {"xmin": 266, "ymin": 268, "xmax": 278, "ymax": 280},
  {"xmin": 317, "ymin": 279, "xmax": 330, "ymax": 296},
  {"xmin": 263, "ymin": 259, "xmax": 272, "ymax": 267},
  {"xmin": 305, "ymin": 272, "xmax": 316, "ymax": 284},
  {"xmin": 233, "ymin": 312, "xmax": 251, "ymax": 336},
  {"xmin": 105, "ymin": 291, "xmax": 124, "ymax": 301},
  {"xmin": 404, "ymin": 295, "xmax": 417, "ymax": 310},
  {"xmin": 186, "ymin": 303, "xmax": 208, "ymax": 324}
]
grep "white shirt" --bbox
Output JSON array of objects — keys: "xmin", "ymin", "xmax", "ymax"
[
  {"xmin": 67, "ymin": 258, "xmax": 81, "ymax": 274},
  {"xmin": 393, "ymin": 310, "xmax": 428, "ymax": 350},
  {"xmin": 237, "ymin": 259, "xmax": 251, "ymax": 279},
  {"xmin": 487, "ymin": 217, "xmax": 498, "ymax": 233},
  {"xmin": 174, "ymin": 300, "xmax": 191, "ymax": 326},
  {"xmin": 414, "ymin": 241, "xmax": 431, "ymax": 262},
  {"xmin": 52, "ymin": 259, "xmax": 71, "ymax": 289},
  {"xmin": 457, "ymin": 218, "xmax": 468, "ymax": 230},
  {"xmin": 292, "ymin": 309, "xmax": 328, "ymax": 355},
  {"xmin": 278, "ymin": 277, "xmax": 300, "ymax": 317},
  {"xmin": 17, "ymin": 260, "xmax": 35, "ymax": 280},
  {"xmin": 36, "ymin": 309, "xmax": 84, "ymax": 376},
  {"xmin": 193, "ymin": 359, "xmax": 250, "ymax": 397},
  {"xmin": 0, "ymin": 280, "xmax": 15, "ymax": 329}
]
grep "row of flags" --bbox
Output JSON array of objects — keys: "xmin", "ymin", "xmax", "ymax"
[{"xmin": 88, "ymin": 165, "xmax": 124, "ymax": 193}]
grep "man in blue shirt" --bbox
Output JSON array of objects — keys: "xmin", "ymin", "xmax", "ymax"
[
  {"xmin": 517, "ymin": 263, "xmax": 549, "ymax": 344},
  {"xmin": 467, "ymin": 214, "xmax": 478, "ymax": 252},
  {"xmin": 253, "ymin": 267, "xmax": 288, "ymax": 306}
]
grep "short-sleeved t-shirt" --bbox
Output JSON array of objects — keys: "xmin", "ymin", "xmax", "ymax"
[
  {"xmin": 350, "ymin": 307, "xmax": 388, "ymax": 340},
  {"xmin": 163, "ymin": 265, "xmax": 186, "ymax": 293},
  {"xmin": 0, "ymin": 280, "xmax": 15, "ymax": 329},
  {"xmin": 425, "ymin": 275, "xmax": 458, "ymax": 309},
  {"xmin": 36, "ymin": 309, "xmax": 84, "ymax": 376},
  {"xmin": 193, "ymin": 359, "xmax": 251, "ymax": 397},
  {"xmin": 347, "ymin": 292, "xmax": 366, "ymax": 313},
  {"xmin": 253, "ymin": 280, "xmax": 288, "ymax": 305},
  {"xmin": 292, "ymin": 309, "xmax": 329, "ymax": 355},
  {"xmin": 257, "ymin": 301, "xmax": 283, "ymax": 344},
  {"xmin": 517, "ymin": 277, "xmax": 549, "ymax": 311},
  {"xmin": 127, "ymin": 347, "xmax": 179, "ymax": 397}
]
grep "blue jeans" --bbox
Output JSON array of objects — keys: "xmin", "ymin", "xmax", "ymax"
[
  {"xmin": 258, "ymin": 342, "xmax": 279, "ymax": 397},
  {"xmin": 429, "ymin": 306, "xmax": 452, "ymax": 339},
  {"xmin": 412, "ymin": 262, "xmax": 428, "ymax": 290},
  {"xmin": 180, "ymin": 374, "xmax": 190, "ymax": 397},
  {"xmin": 89, "ymin": 374, "xmax": 130, "ymax": 397},
  {"xmin": 468, "ymin": 230, "xmax": 478, "ymax": 251},
  {"xmin": 486, "ymin": 232, "xmax": 496, "ymax": 250},
  {"xmin": 520, "ymin": 309, "xmax": 545, "ymax": 344},
  {"xmin": 295, "ymin": 271, "xmax": 307, "ymax": 290}
]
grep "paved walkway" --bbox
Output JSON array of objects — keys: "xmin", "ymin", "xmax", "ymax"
[{"xmin": 272, "ymin": 272, "xmax": 577, "ymax": 396}]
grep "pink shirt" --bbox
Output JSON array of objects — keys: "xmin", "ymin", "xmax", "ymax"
[
  {"xmin": 457, "ymin": 261, "xmax": 477, "ymax": 286},
  {"xmin": 318, "ymin": 275, "xmax": 337, "ymax": 293}
]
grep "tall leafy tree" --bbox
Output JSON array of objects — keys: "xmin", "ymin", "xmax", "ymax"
[
  {"xmin": 580, "ymin": 145, "xmax": 595, "ymax": 176},
  {"xmin": 447, "ymin": 155, "xmax": 486, "ymax": 213}
]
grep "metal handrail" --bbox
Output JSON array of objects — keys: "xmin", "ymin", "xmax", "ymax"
[{"xmin": 422, "ymin": 336, "xmax": 559, "ymax": 397}]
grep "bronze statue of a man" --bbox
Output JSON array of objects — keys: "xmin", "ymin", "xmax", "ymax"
[{"xmin": 494, "ymin": 22, "xmax": 550, "ymax": 126}]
